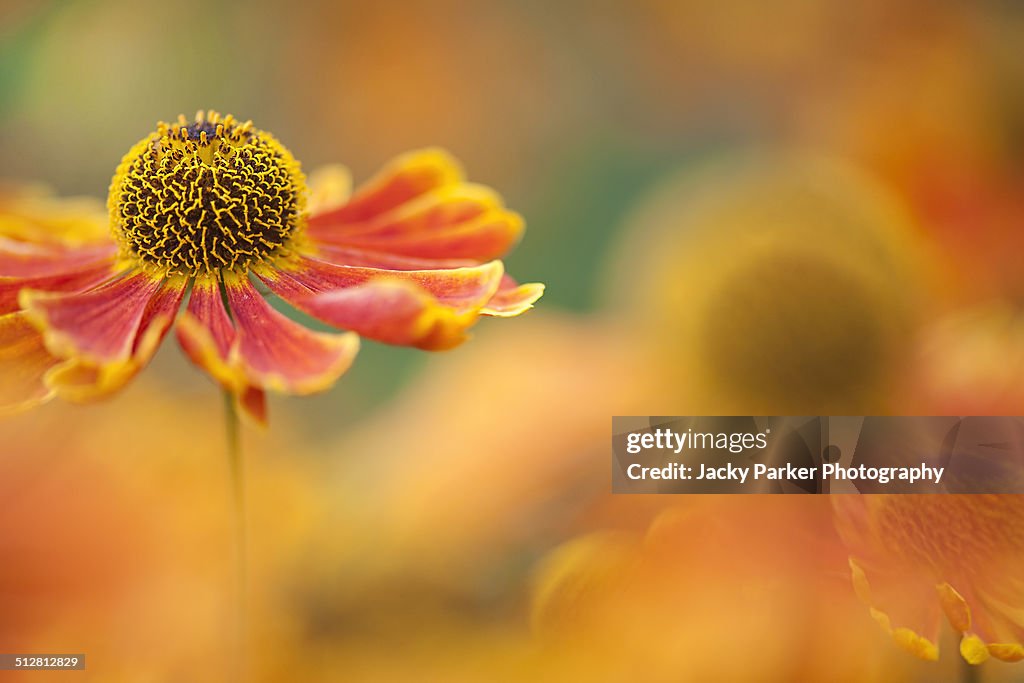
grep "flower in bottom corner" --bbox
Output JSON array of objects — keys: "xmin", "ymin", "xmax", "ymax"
[
  {"xmin": 0, "ymin": 111, "xmax": 542, "ymax": 422},
  {"xmin": 834, "ymin": 494, "xmax": 1024, "ymax": 665},
  {"xmin": 527, "ymin": 497, "xmax": 922, "ymax": 682}
]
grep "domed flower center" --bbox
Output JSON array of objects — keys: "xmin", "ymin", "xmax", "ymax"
[{"xmin": 108, "ymin": 110, "xmax": 307, "ymax": 276}]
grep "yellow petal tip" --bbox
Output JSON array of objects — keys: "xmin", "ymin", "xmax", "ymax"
[
  {"xmin": 961, "ymin": 635, "xmax": 990, "ymax": 665},
  {"xmin": 892, "ymin": 628, "xmax": 939, "ymax": 661}
]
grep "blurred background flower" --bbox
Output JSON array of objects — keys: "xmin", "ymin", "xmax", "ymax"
[
  {"xmin": 2, "ymin": 0, "xmax": 1023, "ymax": 680},
  {"xmin": 835, "ymin": 494, "xmax": 1024, "ymax": 666},
  {"xmin": 604, "ymin": 152, "xmax": 934, "ymax": 415},
  {"xmin": 527, "ymin": 497, "xmax": 935, "ymax": 682}
]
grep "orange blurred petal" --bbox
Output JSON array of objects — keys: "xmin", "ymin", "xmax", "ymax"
[
  {"xmin": 0, "ymin": 237, "xmax": 115, "ymax": 278},
  {"xmin": 988, "ymin": 643, "xmax": 1024, "ymax": 662},
  {"xmin": 309, "ymin": 148, "xmax": 461, "ymax": 227},
  {"xmin": 306, "ymin": 164, "xmax": 353, "ymax": 215},
  {"xmin": 236, "ymin": 386, "xmax": 268, "ymax": 427},
  {"xmin": 960, "ymin": 635, "xmax": 990, "ymax": 664},
  {"xmin": 0, "ymin": 312, "xmax": 60, "ymax": 413},
  {"xmin": 937, "ymin": 583, "xmax": 972, "ymax": 633}
]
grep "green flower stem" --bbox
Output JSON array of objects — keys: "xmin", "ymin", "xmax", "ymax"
[
  {"xmin": 961, "ymin": 657, "xmax": 981, "ymax": 683},
  {"xmin": 223, "ymin": 390, "xmax": 247, "ymax": 682}
]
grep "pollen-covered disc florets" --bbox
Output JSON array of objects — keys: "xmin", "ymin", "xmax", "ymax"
[{"xmin": 108, "ymin": 110, "xmax": 307, "ymax": 276}]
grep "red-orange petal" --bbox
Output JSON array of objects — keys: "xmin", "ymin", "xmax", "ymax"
[
  {"xmin": 0, "ymin": 262, "xmax": 116, "ymax": 315},
  {"xmin": 309, "ymin": 182, "xmax": 523, "ymax": 262},
  {"xmin": 223, "ymin": 272, "xmax": 359, "ymax": 395},
  {"xmin": 327, "ymin": 210, "xmax": 524, "ymax": 262},
  {"xmin": 264, "ymin": 256, "xmax": 504, "ymax": 313},
  {"xmin": 175, "ymin": 276, "xmax": 243, "ymax": 391},
  {"xmin": 264, "ymin": 255, "xmax": 542, "ymax": 347},
  {"xmin": 309, "ymin": 148, "xmax": 462, "ymax": 228},
  {"xmin": 175, "ymin": 277, "xmax": 270, "ymax": 425},
  {"xmin": 19, "ymin": 271, "xmax": 160, "ymax": 363},
  {"xmin": 43, "ymin": 276, "xmax": 186, "ymax": 403},
  {"xmin": 290, "ymin": 279, "xmax": 480, "ymax": 350},
  {"xmin": 310, "ymin": 243, "xmax": 474, "ymax": 271},
  {"xmin": 310, "ymin": 183, "xmax": 497, "ymax": 239},
  {"xmin": 236, "ymin": 386, "xmax": 268, "ymax": 426},
  {"xmin": 297, "ymin": 247, "xmax": 541, "ymax": 319},
  {"xmin": 0, "ymin": 237, "xmax": 115, "ymax": 278}
]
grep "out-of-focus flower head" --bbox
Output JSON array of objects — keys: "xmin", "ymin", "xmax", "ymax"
[
  {"xmin": 795, "ymin": 3, "xmax": 1024, "ymax": 303},
  {"xmin": 835, "ymin": 494, "xmax": 1024, "ymax": 665},
  {"xmin": 0, "ymin": 111, "xmax": 542, "ymax": 423},
  {"xmin": 529, "ymin": 496, "xmax": 931, "ymax": 682},
  {"xmin": 608, "ymin": 152, "xmax": 934, "ymax": 415}
]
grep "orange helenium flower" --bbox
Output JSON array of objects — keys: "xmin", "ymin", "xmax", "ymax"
[
  {"xmin": 834, "ymin": 495, "xmax": 1024, "ymax": 664},
  {"xmin": 0, "ymin": 111, "xmax": 542, "ymax": 422}
]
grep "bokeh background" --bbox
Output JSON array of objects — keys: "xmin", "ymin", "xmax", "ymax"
[{"xmin": 2, "ymin": 1, "xmax": 1023, "ymax": 681}]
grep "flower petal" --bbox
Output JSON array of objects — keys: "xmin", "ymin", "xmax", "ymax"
[
  {"xmin": 307, "ymin": 245, "xmax": 544, "ymax": 319},
  {"xmin": 43, "ymin": 276, "xmax": 186, "ymax": 403},
  {"xmin": 310, "ymin": 243, "xmax": 474, "ymax": 270},
  {"xmin": 313, "ymin": 184, "xmax": 499, "ymax": 238},
  {"xmin": 0, "ymin": 237, "xmax": 116, "ymax": 277},
  {"xmin": 308, "ymin": 148, "xmax": 461, "ymax": 228},
  {"xmin": 0, "ymin": 312, "xmax": 60, "ymax": 413},
  {"xmin": 175, "ymin": 278, "xmax": 272, "ymax": 425},
  {"xmin": 259, "ymin": 258, "xmax": 506, "ymax": 349},
  {"xmin": 483, "ymin": 277, "xmax": 545, "ymax": 318},
  {"xmin": 310, "ymin": 182, "xmax": 523, "ymax": 262},
  {"xmin": 328, "ymin": 210, "xmax": 522, "ymax": 262},
  {"xmin": 848, "ymin": 557, "xmax": 942, "ymax": 661},
  {"xmin": 0, "ymin": 261, "xmax": 116, "ymax": 315},
  {"xmin": 892, "ymin": 627, "xmax": 940, "ymax": 661},
  {"xmin": 306, "ymin": 164, "xmax": 353, "ymax": 215},
  {"xmin": 0, "ymin": 184, "xmax": 110, "ymax": 243},
  {"xmin": 286, "ymin": 279, "xmax": 480, "ymax": 350},
  {"xmin": 988, "ymin": 642, "xmax": 1024, "ymax": 662},
  {"xmin": 176, "ymin": 275, "xmax": 246, "ymax": 392},
  {"xmin": 961, "ymin": 635, "xmax": 991, "ymax": 664},
  {"xmin": 937, "ymin": 582, "xmax": 972, "ymax": 633},
  {"xmin": 223, "ymin": 272, "xmax": 359, "ymax": 395},
  {"xmin": 236, "ymin": 386, "xmax": 268, "ymax": 426},
  {"xmin": 264, "ymin": 256, "xmax": 504, "ymax": 312},
  {"xmin": 20, "ymin": 271, "xmax": 161, "ymax": 363}
]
